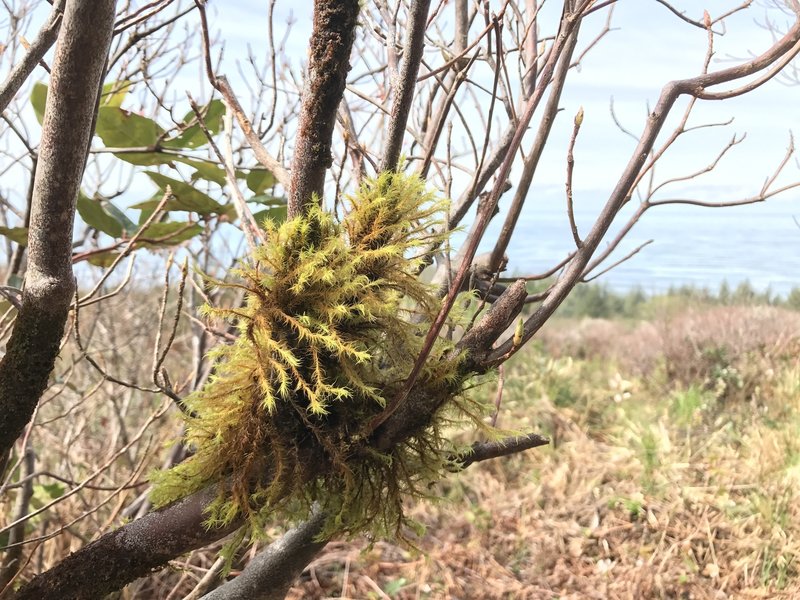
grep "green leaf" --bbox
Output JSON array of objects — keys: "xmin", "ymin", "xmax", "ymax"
[
  {"xmin": 252, "ymin": 205, "xmax": 287, "ymax": 225},
  {"xmin": 114, "ymin": 151, "xmax": 178, "ymax": 167},
  {"xmin": 77, "ymin": 193, "xmax": 123, "ymax": 238},
  {"xmin": 104, "ymin": 202, "xmax": 138, "ymax": 235},
  {"xmin": 139, "ymin": 222, "xmax": 203, "ymax": 247},
  {"xmin": 86, "ymin": 250, "xmax": 120, "ymax": 268},
  {"xmin": 246, "ymin": 169, "xmax": 276, "ymax": 194},
  {"xmin": 384, "ymin": 578, "xmax": 408, "ymax": 596},
  {"xmin": 180, "ymin": 158, "xmax": 226, "ymax": 186},
  {"xmin": 0, "ymin": 226, "xmax": 28, "ymax": 245},
  {"xmin": 101, "ymin": 80, "xmax": 131, "ymax": 107},
  {"xmin": 96, "ymin": 106, "xmax": 163, "ymax": 148},
  {"xmin": 162, "ymin": 99, "xmax": 225, "ymax": 149},
  {"xmin": 31, "ymin": 82, "xmax": 47, "ymax": 125},
  {"xmin": 31, "ymin": 482, "xmax": 65, "ymax": 509},
  {"xmin": 248, "ymin": 193, "xmax": 285, "ymax": 206},
  {"xmin": 112, "ymin": 153, "xmax": 226, "ymax": 185},
  {"xmin": 143, "ymin": 173, "xmax": 224, "ymax": 215},
  {"xmin": 39, "ymin": 482, "xmax": 65, "ymax": 500}
]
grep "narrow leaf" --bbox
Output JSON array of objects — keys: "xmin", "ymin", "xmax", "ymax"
[{"xmin": 77, "ymin": 193, "xmax": 124, "ymax": 238}]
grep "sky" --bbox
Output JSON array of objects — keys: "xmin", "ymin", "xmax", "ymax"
[
  {"xmin": 2, "ymin": 1, "xmax": 799, "ymax": 292},
  {"xmin": 207, "ymin": 0, "xmax": 800, "ymax": 193},
  {"xmin": 202, "ymin": 1, "xmax": 800, "ymax": 291}
]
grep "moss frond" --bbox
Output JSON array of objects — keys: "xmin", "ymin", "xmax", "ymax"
[{"xmin": 151, "ymin": 171, "xmax": 491, "ymax": 542}]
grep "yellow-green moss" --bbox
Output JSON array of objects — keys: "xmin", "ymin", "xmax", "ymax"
[{"xmin": 150, "ymin": 172, "xmax": 490, "ymax": 540}]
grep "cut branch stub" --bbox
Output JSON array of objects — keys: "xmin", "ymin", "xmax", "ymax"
[{"xmin": 288, "ymin": 0, "xmax": 360, "ymax": 218}]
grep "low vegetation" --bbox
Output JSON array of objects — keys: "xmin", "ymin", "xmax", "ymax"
[
  {"xmin": 4, "ymin": 283, "xmax": 799, "ymax": 598},
  {"xmin": 279, "ymin": 285, "xmax": 800, "ymax": 599}
]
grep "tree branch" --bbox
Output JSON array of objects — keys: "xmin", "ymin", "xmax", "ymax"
[
  {"xmin": 14, "ymin": 486, "xmax": 242, "ymax": 600},
  {"xmin": 0, "ymin": 0, "xmax": 65, "ymax": 114},
  {"xmin": 488, "ymin": 10, "xmax": 800, "ymax": 365},
  {"xmin": 380, "ymin": 0, "xmax": 432, "ymax": 171},
  {"xmin": 452, "ymin": 433, "xmax": 551, "ymax": 470},
  {"xmin": 288, "ymin": 0, "xmax": 360, "ymax": 217},
  {"xmin": 200, "ymin": 510, "xmax": 327, "ymax": 600},
  {"xmin": 0, "ymin": 0, "xmax": 116, "ymax": 459}
]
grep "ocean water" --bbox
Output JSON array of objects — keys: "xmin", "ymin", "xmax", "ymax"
[{"xmin": 478, "ymin": 187, "xmax": 800, "ymax": 296}]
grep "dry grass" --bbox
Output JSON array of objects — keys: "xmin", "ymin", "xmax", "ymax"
[
  {"xmin": 3, "ymin": 293, "xmax": 800, "ymax": 599},
  {"xmin": 282, "ymin": 305, "xmax": 800, "ymax": 599}
]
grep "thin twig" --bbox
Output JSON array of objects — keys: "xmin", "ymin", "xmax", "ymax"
[
  {"xmin": 0, "ymin": 0, "xmax": 65, "ymax": 113},
  {"xmin": 451, "ymin": 433, "xmax": 550, "ymax": 470},
  {"xmin": 565, "ymin": 106, "xmax": 584, "ymax": 248},
  {"xmin": 381, "ymin": 0, "xmax": 433, "ymax": 170},
  {"xmin": 79, "ymin": 189, "xmax": 173, "ymax": 303}
]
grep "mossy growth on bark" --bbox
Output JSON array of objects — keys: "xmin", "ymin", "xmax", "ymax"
[{"xmin": 150, "ymin": 171, "xmax": 492, "ymax": 541}]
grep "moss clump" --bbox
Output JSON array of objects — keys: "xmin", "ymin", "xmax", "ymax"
[{"xmin": 151, "ymin": 172, "xmax": 487, "ymax": 539}]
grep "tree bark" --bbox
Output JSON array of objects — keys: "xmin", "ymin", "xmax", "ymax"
[
  {"xmin": 288, "ymin": 0, "xmax": 360, "ymax": 217},
  {"xmin": 14, "ymin": 487, "xmax": 241, "ymax": 600},
  {"xmin": 0, "ymin": 0, "xmax": 116, "ymax": 459},
  {"xmin": 380, "ymin": 0, "xmax": 432, "ymax": 171},
  {"xmin": 200, "ymin": 510, "xmax": 327, "ymax": 600},
  {"xmin": 0, "ymin": 0, "xmax": 66, "ymax": 113}
]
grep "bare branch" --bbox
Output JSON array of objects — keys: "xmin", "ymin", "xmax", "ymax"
[
  {"xmin": 216, "ymin": 77, "xmax": 291, "ymax": 190},
  {"xmin": 288, "ymin": 1, "xmax": 360, "ymax": 217},
  {"xmin": 14, "ymin": 486, "xmax": 241, "ymax": 600},
  {"xmin": 488, "ymin": 13, "xmax": 800, "ymax": 365},
  {"xmin": 0, "ymin": 0, "xmax": 116, "ymax": 458},
  {"xmin": 0, "ymin": 0, "xmax": 65, "ymax": 114},
  {"xmin": 583, "ymin": 239, "xmax": 654, "ymax": 283},
  {"xmin": 565, "ymin": 106, "xmax": 584, "ymax": 248},
  {"xmin": 381, "ymin": 0, "xmax": 433, "ymax": 171},
  {"xmin": 452, "ymin": 433, "xmax": 550, "ymax": 470},
  {"xmin": 0, "ymin": 437, "xmax": 34, "ymax": 592},
  {"xmin": 488, "ymin": 22, "xmax": 581, "ymax": 271},
  {"xmin": 200, "ymin": 510, "xmax": 327, "ymax": 600}
]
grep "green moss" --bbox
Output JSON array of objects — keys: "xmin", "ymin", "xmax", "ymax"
[{"xmin": 151, "ymin": 172, "xmax": 489, "ymax": 541}]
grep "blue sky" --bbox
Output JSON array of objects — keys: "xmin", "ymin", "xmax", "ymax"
[
  {"xmin": 207, "ymin": 1, "xmax": 800, "ymax": 195},
  {"xmin": 204, "ymin": 1, "xmax": 800, "ymax": 292},
  {"xmin": 3, "ymin": 1, "xmax": 798, "ymax": 292}
]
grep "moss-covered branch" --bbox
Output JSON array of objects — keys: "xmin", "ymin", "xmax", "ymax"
[{"xmin": 152, "ymin": 172, "xmax": 472, "ymax": 541}]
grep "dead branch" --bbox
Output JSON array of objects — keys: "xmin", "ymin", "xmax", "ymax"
[
  {"xmin": 488, "ymin": 10, "xmax": 800, "ymax": 365},
  {"xmin": 452, "ymin": 433, "xmax": 551, "ymax": 470},
  {"xmin": 381, "ymin": 0, "xmax": 433, "ymax": 171}
]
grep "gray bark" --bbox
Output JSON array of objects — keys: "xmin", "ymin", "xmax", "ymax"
[
  {"xmin": 0, "ymin": 0, "xmax": 66, "ymax": 113},
  {"xmin": 0, "ymin": 0, "xmax": 116, "ymax": 459},
  {"xmin": 200, "ymin": 510, "xmax": 327, "ymax": 600},
  {"xmin": 14, "ymin": 486, "xmax": 241, "ymax": 600}
]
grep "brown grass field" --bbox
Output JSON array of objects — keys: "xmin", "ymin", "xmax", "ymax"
[
  {"xmin": 284, "ymin": 304, "xmax": 800, "ymax": 599},
  {"xmin": 3, "ymin": 294, "xmax": 800, "ymax": 599}
]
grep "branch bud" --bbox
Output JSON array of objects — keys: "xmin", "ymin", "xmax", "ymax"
[
  {"xmin": 574, "ymin": 106, "xmax": 584, "ymax": 128},
  {"xmin": 512, "ymin": 317, "xmax": 524, "ymax": 348}
]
